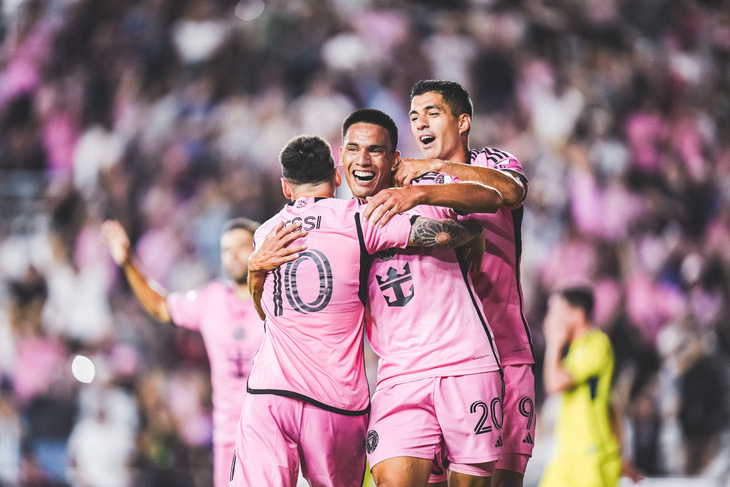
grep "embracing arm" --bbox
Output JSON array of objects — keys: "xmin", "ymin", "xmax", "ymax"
[
  {"xmin": 248, "ymin": 267, "xmax": 267, "ymax": 321},
  {"xmin": 246, "ymin": 221, "xmax": 308, "ymax": 320},
  {"xmin": 407, "ymin": 216, "xmax": 482, "ymax": 249},
  {"xmin": 101, "ymin": 220, "xmax": 171, "ymax": 323},
  {"xmin": 364, "ymin": 182, "xmax": 503, "ymax": 226},
  {"xmin": 395, "ymin": 158, "xmax": 526, "ymax": 207}
]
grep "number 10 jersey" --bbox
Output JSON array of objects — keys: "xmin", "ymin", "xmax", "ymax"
[{"xmin": 247, "ymin": 196, "xmax": 414, "ymax": 415}]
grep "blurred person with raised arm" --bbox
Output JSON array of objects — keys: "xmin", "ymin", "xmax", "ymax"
[{"xmin": 101, "ymin": 217, "xmax": 264, "ymax": 487}]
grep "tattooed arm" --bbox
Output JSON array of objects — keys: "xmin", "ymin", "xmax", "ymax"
[{"xmin": 407, "ymin": 216, "xmax": 482, "ymax": 249}]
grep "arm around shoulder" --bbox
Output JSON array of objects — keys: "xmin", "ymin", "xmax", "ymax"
[
  {"xmin": 418, "ymin": 181, "xmax": 504, "ymax": 214},
  {"xmin": 434, "ymin": 161, "xmax": 526, "ymax": 208},
  {"xmin": 407, "ymin": 216, "xmax": 482, "ymax": 249},
  {"xmin": 248, "ymin": 269, "xmax": 267, "ymax": 321}
]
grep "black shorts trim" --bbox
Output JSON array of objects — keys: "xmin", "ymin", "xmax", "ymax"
[{"xmin": 246, "ymin": 387, "xmax": 371, "ymax": 416}]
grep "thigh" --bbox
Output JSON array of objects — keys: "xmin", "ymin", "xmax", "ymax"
[
  {"xmin": 366, "ymin": 379, "xmax": 442, "ymax": 470},
  {"xmin": 427, "ymin": 446, "xmax": 448, "ymax": 485},
  {"xmin": 435, "ymin": 372, "xmax": 503, "ymax": 467},
  {"xmin": 231, "ymin": 394, "xmax": 300, "ymax": 487},
  {"xmin": 372, "ymin": 456, "xmax": 434, "ymax": 487},
  {"xmin": 299, "ymin": 403, "xmax": 368, "ymax": 487},
  {"xmin": 500, "ymin": 365, "xmax": 536, "ymax": 459},
  {"xmin": 447, "ymin": 469, "xmax": 494, "ymax": 487}
]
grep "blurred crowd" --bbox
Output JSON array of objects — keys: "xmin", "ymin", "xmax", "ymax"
[{"xmin": 1, "ymin": 0, "xmax": 729, "ymax": 485}]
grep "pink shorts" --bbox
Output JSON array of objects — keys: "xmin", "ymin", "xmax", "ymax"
[
  {"xmin": 231, "ymin": 393, "xmax": 368, "ymax": 487},
  {"xmin": 367, "ymin": 372, "xmax": 503, "ymax": 476},
  {"xmin": 499, "ymin": 365, "xmax": 535, "ymax": 464},
  {"xmin": 214, "ymin": 441, "xmax": 234, "ymax": 487}
]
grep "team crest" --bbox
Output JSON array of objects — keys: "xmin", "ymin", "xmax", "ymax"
[
  {"xmin": 495, "ymin": 157, "xmax": 517, "ymax": 170},
  {"xmin": 366, "ymin": 430, "xmax": 379, "ymax": 454},
  {"xmin": 374, "ymin": 248, "xmax": 397, "ymax": 261},
  {"xmin": 433, "ymin": 173, "xmax": 454, "ymax": 185}
]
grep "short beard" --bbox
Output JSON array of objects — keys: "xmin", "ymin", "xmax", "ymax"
[{"xmin": 232, "ymin": 273, "xmax": 248, "ymax": 285}]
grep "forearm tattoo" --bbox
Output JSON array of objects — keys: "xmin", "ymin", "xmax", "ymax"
[{"xmin": 408, "ymin": 216, "xmax": 481, "ymax": 248}]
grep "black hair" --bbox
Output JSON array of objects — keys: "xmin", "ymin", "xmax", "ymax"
[
  {"xmin": 341, "ymin": 108, "xmax": 398, "ymax": 150},
  {"xmin": 557, "ymin": 286, "xmax": 595, "ymax": 322},
  {"xmin": 280, "ymin": 135, "xmax": 336, "ymax": 185},
  {"xmin": 220, "ymin": 217, "xmax": 260, "ymax": 238},
  {"xmin": 410, "ymin": 79, "xmax": 473, "ymax": 118}
]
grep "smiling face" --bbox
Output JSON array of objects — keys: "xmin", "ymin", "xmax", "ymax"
[
  {"xmin": 410, "ymin": 91, "xmax": 470, "ymax": 162},
  {"xmin": 220, "ymin": 228, "xmax": 254, "ymax": 284},
  {"xmin": 340, "ymin": 122, "xmax": 399, "ymax": 199}
]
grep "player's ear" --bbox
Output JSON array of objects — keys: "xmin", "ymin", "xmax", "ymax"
[
  {"xmin": 458, "ymin": 114, "xmax": 471, "ymax": 136},
  {"xmin": 281, "ymin": 178, "xmax": 293, "ymax": 199},
  {"xmin": 334, "ymin": 168, "xmax": 342, "ymax": 188},
  {"xmin": 392, "ymin": 150, "xmax": 401, "ymax": 170}
]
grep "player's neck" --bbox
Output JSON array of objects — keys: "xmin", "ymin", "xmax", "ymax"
[
  {"xmin": 441, "ymin": 143, "xmax": 470, "ymax": 164},
  {"xmin": 289, "ymin": 183, "xmax": 335, "ymax": 200}
]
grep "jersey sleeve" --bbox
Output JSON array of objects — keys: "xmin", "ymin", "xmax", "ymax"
[
  {"xmin": 472, "ymin": 148, "xmax": 528, "ymax": 207},
  {"xmin": 562, "ymin": 333, "xmax": 613, "ymax": 385},
  {"xmin": 166, "ymin": 287, "xmax": 206, "ymax": 331},
  {"xmin": 359, "ymin": 211, "xmax": 413, "ymax": 254}
]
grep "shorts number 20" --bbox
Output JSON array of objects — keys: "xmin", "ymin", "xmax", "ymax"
[{"xmin": 470, "ymin": 398, "xmax": 503, "ymax": 435}]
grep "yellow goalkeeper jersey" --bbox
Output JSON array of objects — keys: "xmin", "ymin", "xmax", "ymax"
[{"xmin": 540, "ymin": 329, "xmax": 621, "ymax": 487}]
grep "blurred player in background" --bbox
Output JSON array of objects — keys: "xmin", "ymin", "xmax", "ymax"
[
  {"xmin": 364, "ymin": 80, "xmax": 533, "ymax": 487},
  {"xmin": 540, "ymin": 286, "xmax": 620, "ymax": 487},
  {"xmin": 231, "ymin": 132, "xmax": 484, "ymax": 486},
  {"xmin": 101, "ymin": 218, "xmax": 264, "ymax": 487}
]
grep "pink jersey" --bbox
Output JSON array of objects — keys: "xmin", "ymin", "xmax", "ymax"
[
  {"xmin": 467, "ymin": 147, "xmax": 534, "ymax": 366},
  {"xmin": 366, "ymin": 173, "xmax": 502, "ymax": 390},
  {"xmin": 248, "ymin": 196, "xmax": 413, "ymax": 414},
  {"xmin": 167, "ymin": 280, "xmax": 264, "ymax": 447}
]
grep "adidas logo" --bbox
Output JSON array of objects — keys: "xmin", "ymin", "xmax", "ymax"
[
  {"xmin": 523, "ymin": 433, "xmax": 534, "ymax": 445},
  {"xmin": 495, "ymin": 436, "xmax": 503, "ymax": 447}
]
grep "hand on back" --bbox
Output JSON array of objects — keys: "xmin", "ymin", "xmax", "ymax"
[{"xmin": 249, "ymin": 221, "xmax": 308, "ymax": 273}]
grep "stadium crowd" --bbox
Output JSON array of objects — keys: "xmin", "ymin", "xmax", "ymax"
[{"xmin": 0, "ymin": 0, "xmax": 729, "ymax": 485}]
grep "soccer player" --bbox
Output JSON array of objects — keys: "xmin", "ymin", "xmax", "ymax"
[
  {"xmin": 101, "ymin": 218, "xmax": 264, "ymax": 487},
  {"xmin": 351, "ymin": 120, "xmax": 507, "ymax": 485},
  {"xmin": 539, "ymin": 286, "xmax": 621, "ymax": 487},
  {"xmin": 363, "ymin": 79, "xmax": 534, "ymax": 487},
  {"xmin": 231, "ymin": 131, "xmax": 487, "ymax": 487}
]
